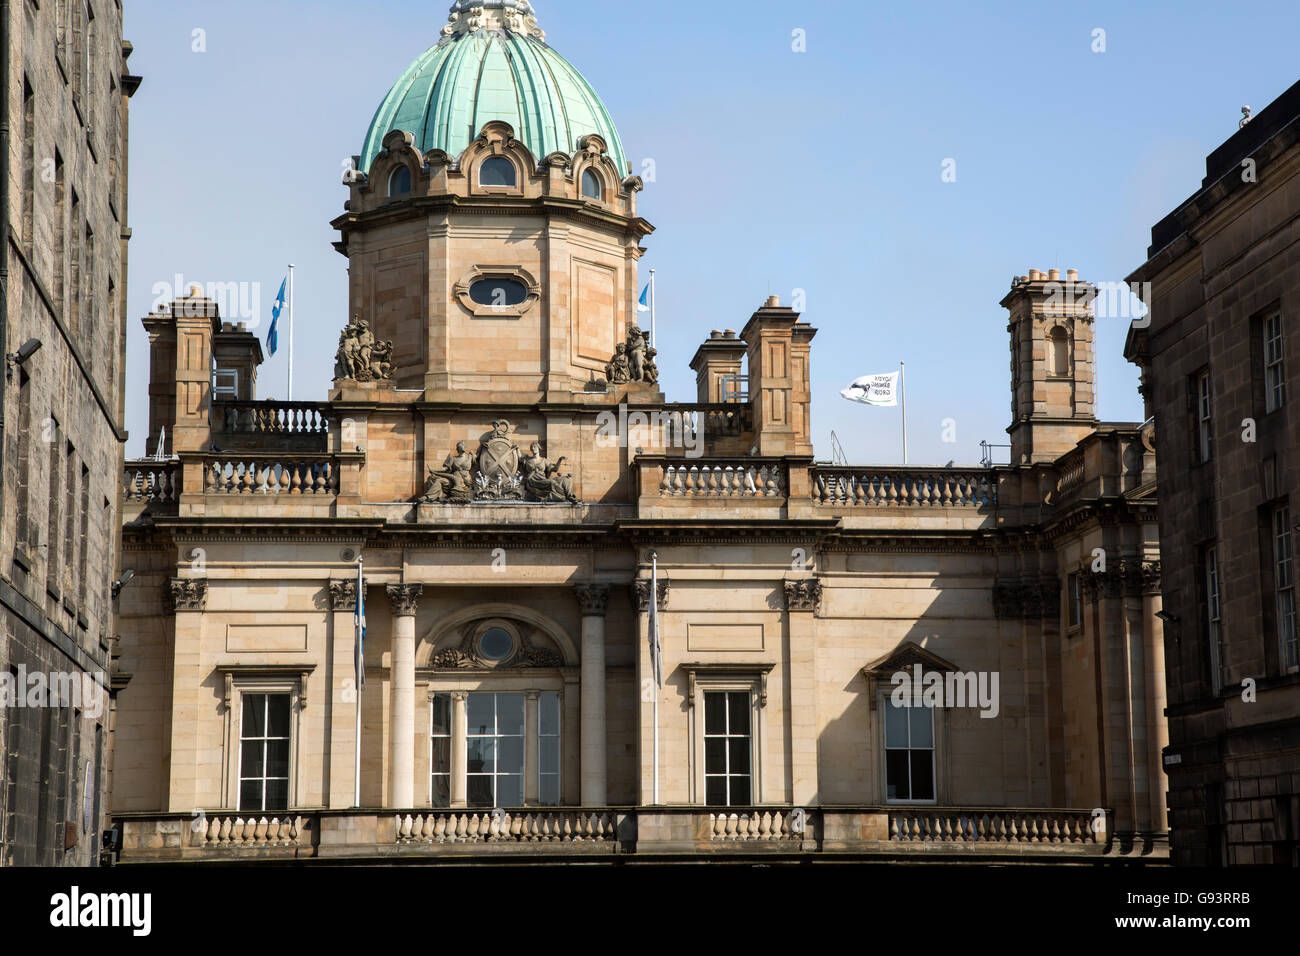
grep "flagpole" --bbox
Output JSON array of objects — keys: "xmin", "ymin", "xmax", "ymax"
[
  {"xmin": 900, "ymin": 361, "xmax": 908, "ymax": 465},
  {"xmin": 287, "ymin": 264, "xmax": 295, "ymax": 401},
  {"xmin": 651, "ymin": 551, "xmax": 659, "ymax": 806},
  {"xmin": 354, "ymin": 556, "xmax": 362, "ymax": 808},
  {"xmin": 649, "ymin": 269, "xmax": 656, "ymax": 349}
]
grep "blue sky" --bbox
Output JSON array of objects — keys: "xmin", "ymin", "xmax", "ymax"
[{"xmin": 121, "ymin": 0, "xmax": 1300, "ymax": 463}]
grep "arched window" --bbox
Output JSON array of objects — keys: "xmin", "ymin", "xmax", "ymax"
[
  {"xmin": 1048, "ymin": 327, "xmax": 1070, "ymax": 376},
  {"xmin": 581, "ymin": 169, "xmax": 602, "ymax": 200},
  {"xmin": 479, "ymin": 157, "xmax": 517, "ymax": 188},
  {"xmin": 388, "ymin": 165, "xmax": 411, "ymax": 196}
]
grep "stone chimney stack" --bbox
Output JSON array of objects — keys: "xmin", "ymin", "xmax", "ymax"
[
  {"xmin": 213, "ymin": 321, "xmax": 265, "ymax": 402},
  {"xmin": 142, "ymin": 285, "xmax": 220, "ymax": 456},
  {"xmin": 740, "ymin": 296, "xmax": 816, "ymax": 456},
  {"xmin": 688, "ymin": 328, "xmax": 748, "ymax": 404}
]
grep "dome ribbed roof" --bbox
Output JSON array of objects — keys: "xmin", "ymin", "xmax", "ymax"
[{"xmin": 359, "ymin": 2, "xmax": 627, "ymax": 177}]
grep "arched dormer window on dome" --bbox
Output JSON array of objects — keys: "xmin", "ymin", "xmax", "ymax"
[
  {"xmin": 479, "ymin": 157, "xmax": 517, "ymax": 188},
  {"xmin": 388, "ymin": 165, "xmax": 412, "ymax": 196},
  {"xmin": 581, "ymin": 168, "xmax": 602, "ymax": 200}
]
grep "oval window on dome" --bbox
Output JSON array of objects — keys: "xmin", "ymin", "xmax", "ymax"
[
  {"xmin": 478, "ymin": 627, "xmax": 515, "ymax": 662},
  {"xmin": 469, "ymin": 278, "xmax": 528, "ymax": 307},
  {"xmin": 581, "ymin": 169, "xmax": 602, "ymax": 200},
  {"xmin": 479, "ymin": 157, "xmax": 517, "ymax": 188},
  {"xmin": 388, "ymin": 165, "xmax": 412, "ymax": 196}
]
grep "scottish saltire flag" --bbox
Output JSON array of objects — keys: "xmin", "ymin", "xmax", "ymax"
[
  {"xmin": 638, "ymin": 282, "xmax": 650, "ymax": 313},
  {"xmin": 354, "ymin": 562, "xmax": 366, "ymax": 690},
  {"xmin": 841, "ymin": 371, "xmax": 900, "ymax": 407},
  {"xmin": 266, "ymin": 277, "xmax": 286, "ymax": 356}
]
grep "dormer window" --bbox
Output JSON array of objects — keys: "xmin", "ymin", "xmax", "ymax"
[
  {"xmin": 480, "ymin": 157, "xmax": 517, "ymax": 188},
  {"xmin": 581, "ymin": 169, "xmax": 602, "ymax": 200},
  {"xmin": 388, "ymin": 165, "xmax": 412, "ymax": 196}
]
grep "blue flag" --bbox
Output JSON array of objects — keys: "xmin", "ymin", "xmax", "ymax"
[
  {"xmin": 267, "ymin": 277, "xmax": 286, "ymax": 356},
  {"xmin": 638, "ymin": 282, "xmax": 650, "ymax": 313}
]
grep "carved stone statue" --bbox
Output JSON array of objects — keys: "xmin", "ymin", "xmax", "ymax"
[
  {"xmin": 371, "ymin": 340, "xmax": 394, "ymax": 380},
  {"xmin": 522, "ymin": 441, "xmax": 577, "ymax": 503},
  {"xmin": 626, "ymin": 324, "xmax": 647, "ymax": 381},
  {"xmin": 643, "ymin": 346, "xmax": 659, "ymax": 386},
  {"xmin": 605, "ymin": 343, "xmax": 631, "ymax": 384},
  {"xmin": 420, "ymin": 441, "xmax": 474, "ymax": 503},
  {"xmin": 333, "ymin": 315, "xmax": 394, "ymax": 383}
]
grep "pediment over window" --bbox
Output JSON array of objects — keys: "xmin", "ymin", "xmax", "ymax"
[{"xmin": 861, "ymin": 641, "xmax": 960, "ymax": 680}]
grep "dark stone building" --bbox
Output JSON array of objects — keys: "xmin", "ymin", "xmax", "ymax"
[
  {"xmin": 1127, "ymin": 78, "xmax": 1300, "ymax": 866},
  {"xmin": 1, "ymin": 0, "xmax": 138, "ymax": 865}
]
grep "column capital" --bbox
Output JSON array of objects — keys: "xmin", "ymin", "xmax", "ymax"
[
  {"xmin": 449, "ymin": 690, "xmax": 468, "ymax": 702},
  {"xmin": 386, "ymin": 583, "xmax": 423, "ymax": 616},
  {"xmin": 329, "ymin": 578, "xmax": 364, "ymax": 611},
  {"xmin": 630, "ymin": 578, "xmax": 669, "ymax": 612},
  {"xmin": 783, "ymin": 578, "xmax": 822, "ymax": 613},
  {"xmin": 524, "ymin": 689, "xmax": 542, "ymax": 701},
  {"xmin": 1141, "ymin": 560, "xmax": 1162, "ymax": 595},
  {"xmin": 166, "ymin": 578, "xmax": 208, "ymax": 613},
  {"xmin": 574, "ymin": 583, "xmax": 611, "ymax": 616}
]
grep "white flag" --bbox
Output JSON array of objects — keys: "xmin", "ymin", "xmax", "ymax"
[{"xmin": 840, "ymin": 371, "xmax": 900, "ymax": 407}]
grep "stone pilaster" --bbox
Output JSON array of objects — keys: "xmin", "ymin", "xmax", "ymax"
[
  {"xmin": 165, "ymin": 579, "xmax": 206, "ymax": 813},
  {"xmin": 784, "ymin": 578, "xmax": 820, "ymax": 804},
  {"xmin": 386, "ymin": 583, "xmax": 422, "ymax": 808},
  {"xmin": 328, "ymin": 578, "xmax": 362, "ymax": 809},
  {"xmin": 575, "ymin": 584, "xmax": 610, "ymax": 805}
]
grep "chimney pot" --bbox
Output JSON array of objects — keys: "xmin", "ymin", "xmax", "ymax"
[
  {"xmin": 711, "ymin": 329, "xmax": 723, "ymax": 339},
  {"xmin": 765, "ymin": 295, "xmax": 780, "ymax": 308},
  {"xmin": 724, "ymin": 329, "xmax": 736, "ymax": 338},
  {"xmin": 1067, "ymin": 269, "xmax": 1078, "ymax": 281},
  {"xmin": 189, "ymin": 284, "xmax": 203, "ymax": 297},
  {"xmin": 1049, "ymin": 268, "xmax": 1060, "ymax": 281}
]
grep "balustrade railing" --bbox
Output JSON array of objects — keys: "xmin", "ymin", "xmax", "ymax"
[
  {"xmin": 888, "ymin": 808, "xmax": 1101, "ymax": 844},
  {"xmin": 213, "ymin": 401, "xmax": 332, "ymax": 437},
  {"xmin": 660, "ymin": 460, "xmax": 786, "ymax": 498},
  {"xmin": 1055, "ymin": 450, "xmax": 1086, "ymax": 495},
  {"xmin": 812, "ymin": 467, "xmax": 996, "ymax": 508},
  {"xmin": 204, "ymin": 455, "xmax": 339, "ymax": 495},
  {"xmin": 198, "ymin": 815, "xmax": 306, "ymax": 848},
  {"xmin": 394, "ymin": 810, "xmax": 619, "ymax": 844},
  {"xmin": 708, "ymin": 809, "xmax": 804, "ymax": 842},
  {"xmin": 123, "ymin": 461, "xmax": 180, "ymax": 505}
]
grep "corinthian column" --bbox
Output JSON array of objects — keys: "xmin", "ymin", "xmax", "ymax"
[
  {"xmin": 575, "ymin": 584, "xmax": 610, "ymax": 806},
  {"xmin": 386, "ymin": 583, "xmax": 422, "ymax": 808}
]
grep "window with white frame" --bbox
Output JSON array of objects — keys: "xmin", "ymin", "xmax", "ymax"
[
  {"xmin": 1067, "ymin": 572, "xmax": 1082, "ymax": 629},
  {"xmin": 538, "ymin": 691, "xmax": 561, "ymax": 806},
  {"xmin": 430, "ymin": 693, "xmax": 451, "ymax": 808},
  {"xmin": 1265, "ymin": 313, "xmax": 1286, "ymax": 413},
  {"xmin": 239, "ymin": 693, "xmax": 291, "ymax": 812},
  {"xmin": 1197, "ymin": 370, "xmax": 1213, "ymax": 463},
  {"xmin": 884, "ymin": 701, "xmax": 936, "ymax": 803},
  {"xmin": 703, "ymin": 691, "xmax": 752, "ymax": 807},
  {"xmin": 466, "ymin": 692, "xmax": 524, "ymax": 808},
  {"xmin": 1274, "ymin": 507, "xmax": 1296, "ymax": 673},
  {"xmin": 1206, "ymin": 544, "xmax": 1224, "ymax": 695}
]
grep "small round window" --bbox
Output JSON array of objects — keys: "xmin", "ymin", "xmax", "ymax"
[
  {"xmin": 480, "ymin": 157, "xmax": 517, "ymax": 188},
  {"xmin": 478, "ymin": 627, "xmax": 515, "ymax": 662},
  {"xmin": 469, "ymin": 278, "xmax": 528, "ymax": 307},
  {"xmin": 581, "ymin": 169, "xmax": 602, "ymax": 200},
  {"xmin": 389, "ymin": 165, "xmax": 412, "ymax": 196}
]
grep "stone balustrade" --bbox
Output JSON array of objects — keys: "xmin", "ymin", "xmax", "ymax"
[
  {"xmin": 812, "ymin": 466, "xmax": 997, "ymax": 509},
  {"xmin": 394, "ymin": 810, "xmax": 619, "ymax": 844},
  {"xmin": 708, "ymin": 809, "xmax": 803, "ymax": 842},
  {"xmin": 203, "ymin": 455, "xmax": 340, "ymax": 495},
  {"xmin": 213, "ymin": 400, "xmax": 332, "ymax": 437},
  {"xmin": 660, "ymin": 460, "xmax": 786, "ymax": 498},
  {"xmin": 888, "ymin": 808, "xmax": 1103, "ymax": 844},
  {"xmin": 110, "ymin": 805, "xmax": 1138, "ymax": 863},
  {"xmin": 123, "ymin": 461, "xmax": 180, "ymax": 506}
]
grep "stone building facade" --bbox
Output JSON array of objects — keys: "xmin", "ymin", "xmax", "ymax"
[
  {"xmin": 1, "ymin": 0, "xmax": 138, "ymax": 866},
  {"xmin": 1126, "ymin": 78, "xmax": 1300, "ymax": 866},
  {"xmin": 111, "ymin": 2, "xmax": 1166, "ymax": 862}
]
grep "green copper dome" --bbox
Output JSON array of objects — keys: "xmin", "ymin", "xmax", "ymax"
[{"xmin": 359, "ymin": 1, "xmax": 627, "ymax": 177}]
